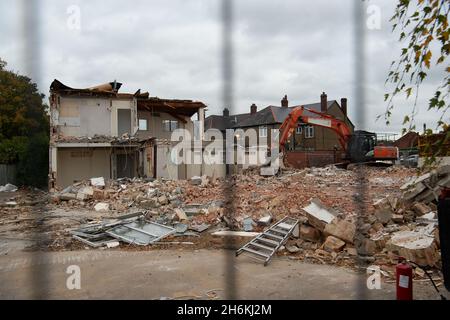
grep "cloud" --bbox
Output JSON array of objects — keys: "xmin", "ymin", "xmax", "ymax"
[{"xmin": 0, "ymin": 0, "xmax": 446, "ymax": 134}]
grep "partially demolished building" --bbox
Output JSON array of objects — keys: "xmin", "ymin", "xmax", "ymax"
[{"xmin": 49, "ymin": 80, "xmax": 206, "ymax": 189}]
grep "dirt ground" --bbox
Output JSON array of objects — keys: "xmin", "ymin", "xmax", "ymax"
[{"xmin": 0, "ymin": 248, "xmax": 446, "ymax": 300}]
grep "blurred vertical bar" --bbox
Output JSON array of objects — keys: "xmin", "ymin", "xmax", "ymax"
[
  {"xmin": 22, "ymin": 0, "xmax": 48, "ymax": 299},
  {"xmin": 221, "ymin": 0, "xmax": 237, "ymax": 299},
  {"xmin": 353, "ymin": 0, "xmax": 368, "ymax": 299},
  {"xmin": 23, "ymin": 0, "xmax": 41, "ymax": 86}
]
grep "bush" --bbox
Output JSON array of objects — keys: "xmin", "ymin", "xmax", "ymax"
[
  {"xmin": 0, "ymin": 136, "xmax": 28, "ymax": 164},
  {"xmin": 16, "ymin": 133, "xmax": 49, "ymax": 188}
]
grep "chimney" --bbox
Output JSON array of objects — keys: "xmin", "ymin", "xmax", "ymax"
[
  {"xmin": 423, "ymin": 123, "xmax": 427, "ymax": 134},
  {"xmin": 341, "ymin": 98, "xmax": 347, "ymax": 117},
  {"xmin": 321, "ymin": 92, "xmax": 327, "ymax": 112},
  {"xmin": 281, "ymin": 95, "xmax": 288, "ymax": 108},
  {"xmin": 250, "ymin": 103, "xmax": 257, "ymax": 114},
  {"xmin": 223, "ymin": 108, "xmax": 230, "ymax": 117}
]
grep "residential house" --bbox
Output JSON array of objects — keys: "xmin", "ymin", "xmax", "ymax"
[
  {"xmin": 393, "ymin": 131, "xmax": 419, "ymax": 159},
  {"xmin": 205, "ymin": 92, "xmax": 354, "ymax": 168},
  {"xmin": 49, "ymin": 79, "xmax": 207, "ymax": 189}
]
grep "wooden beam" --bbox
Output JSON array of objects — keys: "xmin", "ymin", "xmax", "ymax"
[{"xmin": 168, "ymin": 112, "xmax": 187, "ymax": 124}]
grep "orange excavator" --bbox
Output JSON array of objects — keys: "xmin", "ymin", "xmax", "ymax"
[{"xmin": 278, "ymin": 106, "xmax": 399, "ymax": 167}]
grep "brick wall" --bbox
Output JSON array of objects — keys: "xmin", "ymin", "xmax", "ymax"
[{"xmin": 285, "ymin": 150, "xmax": 344, "ymax": 169}]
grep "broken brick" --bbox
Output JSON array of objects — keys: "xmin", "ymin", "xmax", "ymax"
[
  {"xmin": 299, "ymin": 224, "xmax": 321, "ymax": 242},
  {"xmin": 324, "ymin": 218, "xmax": 355, "ymax": 244},
  {"xmin": 411, "ymin": 202, "xmax": 432, "ymax": 216},
  {"xmin": 323, "ymin": 236, "xmax": 346, "ymax": 253}
]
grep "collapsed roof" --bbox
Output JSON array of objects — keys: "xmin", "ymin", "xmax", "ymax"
[{"xmin": 50, "ymin": 79, "xmax": 206, "ymax": 117}]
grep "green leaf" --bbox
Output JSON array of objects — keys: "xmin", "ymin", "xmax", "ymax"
[
  {"xmin": 405, "ymin": 87, "xmax": 413, "ymax": 98},
  {"xmin": 403, "ymin": 115, "xmax": 410, "ymax": 124},
  {"xmin": 423, "ymin": 50, "xmax": 432, "ymax": 68},
  {"xmin": 418, "ymin": 71, "xmax": 427, "ymax": 81}
]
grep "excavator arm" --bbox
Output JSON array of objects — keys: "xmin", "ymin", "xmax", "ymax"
[{"xmin": 279, "ymin": 106, "xmax": 352, "ymax": 153}]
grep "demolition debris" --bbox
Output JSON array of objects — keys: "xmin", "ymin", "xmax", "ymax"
[{"xmin": 0, "ymin": 164, "xmax": 448, "ymax": 275}]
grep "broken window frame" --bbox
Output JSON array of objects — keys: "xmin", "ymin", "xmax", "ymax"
[
  {"xmin": 72, "ymin": 234, "xmax": 118, "ymax": 248},
  {"xmin": 106, "ymin": 220, "xmax": 176, "ymax": 245}
]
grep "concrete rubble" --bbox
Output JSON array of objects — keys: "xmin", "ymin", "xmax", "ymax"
[
  {"xmin": 0, "ymin": 164, "xmax": 447, "ymax": 278},
  {"xmin": 0, "ymin": 183, "xmax": 17, "ymax": 192}
]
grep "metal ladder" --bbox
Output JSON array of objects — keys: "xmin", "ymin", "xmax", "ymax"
[{"xmin": 236, "ymin": 217, "xmax": 299, "ymax": 266}]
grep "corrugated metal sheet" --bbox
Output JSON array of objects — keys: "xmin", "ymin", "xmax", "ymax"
[{"xmin": 0, "ymin": 164, "xmax": 16, "ymax": 185}]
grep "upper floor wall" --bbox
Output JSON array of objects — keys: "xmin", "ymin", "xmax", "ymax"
[
  {"xmin": 49, "ymin": 79, "xmax": 206, "ymax": 143},
  {"xmin": 50, "ymin": 95, "xmax": 138, "ymax": 139}
]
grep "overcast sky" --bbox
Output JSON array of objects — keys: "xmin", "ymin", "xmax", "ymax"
[{"xmin": 0, "ymin": 0, "xmax": 447, "ymax": 135}]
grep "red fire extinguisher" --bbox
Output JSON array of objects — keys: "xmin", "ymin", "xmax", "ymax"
[{"xmin": 396, "ymin": 257, "xmax": 413, "ymax": 300}]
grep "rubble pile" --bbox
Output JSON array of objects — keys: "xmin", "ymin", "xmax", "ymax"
[
  {"xmin": 48, "ymin": 165, "xmax": 375, "ymax": 236},
  {"xmin": 2, "ymin": 163, "xmax": 447, "ymax": 277},
  {"xmin": 51, "ymin": 176, "xmax": 227, "ymax": 229},
  {"xmin": 52, "ymin": 133, "xmax": 139, "ymax": 144},
  {"xmin": 278, "ymin": 165, "xmax": 450, "ymax": 274}
]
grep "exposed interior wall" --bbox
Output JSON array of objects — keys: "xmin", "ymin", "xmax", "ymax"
[
  {"xmin": 185, "ymin": 163, "xmax": 226, "ymax": 179},
  {"xmin": 186, "ymin": 164, "xmax": 201, "ymax": 178},
  {"xmin": 201, "ymin": 163, "xmax": 226, "ymax": 179},
  {"xmin": 155, "ymin": 143, "xmax": 178, "ymax": 179},
  {"xmin": 112, "ymin": 99, "xmax": 137, "ymax": 137},
  {"xmin": 58, "ymin": 97, "xmax": 112, "ymax": 137},
  {"xmin": 178, "ymin": 160, "xmax": 187, "ymax": 180},
  {"xmin": 56, "ymin": 147, "xmax": 112, "ymax": 188},
  {"xmin": 153, "ymin": 142, "xmax": 226, "ymax": 180},
  {"xmin": 137, "ymin": 110, "xmax": 187, "ymax": 140},
  {"xmin": 55, "ymin": 96, "xmax": 137, "ymax": 139}
]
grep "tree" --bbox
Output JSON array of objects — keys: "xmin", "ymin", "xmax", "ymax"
[
  {"xmin": 0, "ymin": 58, "xmax": 49, "ymax": 187},
  {"xmin": 384, "ymin": 0, "xmax": 449, "ymax": 164}
]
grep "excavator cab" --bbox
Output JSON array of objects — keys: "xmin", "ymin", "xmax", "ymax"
[
  {"xmin": 347, "ymin": 130, "xmax": 398, "ymax": 163},
  {"xmin": 346, "ymin": 130, "xmax": 377, "ymax": 163}
]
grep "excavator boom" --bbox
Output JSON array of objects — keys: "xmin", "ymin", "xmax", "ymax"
[
  {"xmin": 279, "ymin": 106, "xmax": 352, "ymax": 153},
  {"xmin": 278, "ymin": 105, "xmax": 399, "ymax": 165}
]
